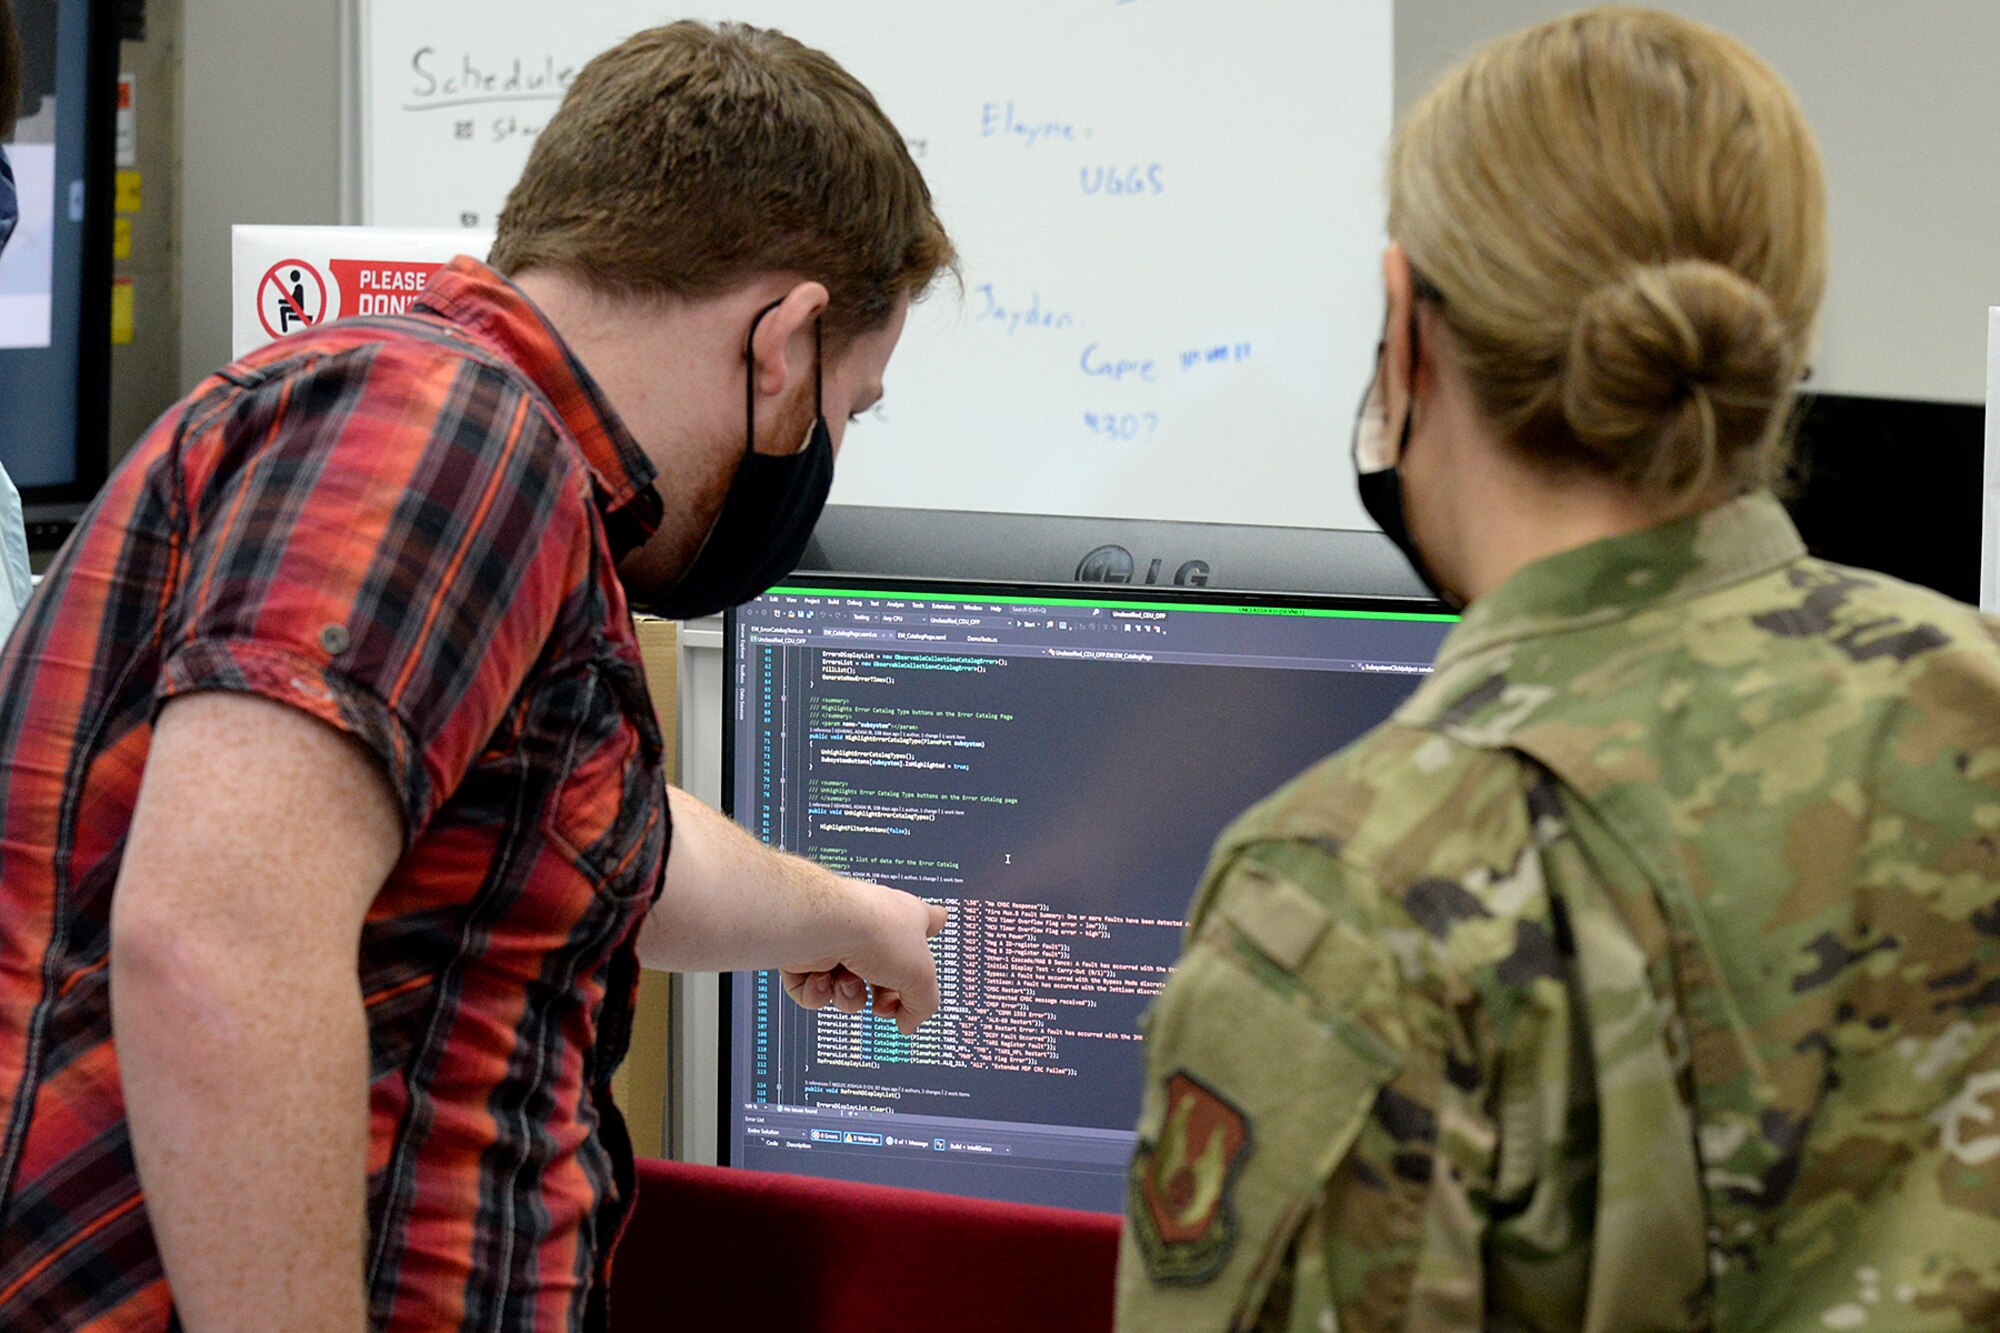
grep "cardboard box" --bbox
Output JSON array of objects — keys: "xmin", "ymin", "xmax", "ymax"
[{"xmin": 612, "ymin": 617, "xmax": 679, "ymax": 1157}]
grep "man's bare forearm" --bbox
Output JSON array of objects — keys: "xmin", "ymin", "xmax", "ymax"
[
  {"xmin": 639, "ymin": 785, "xmax": 864, "ymax": 972},
  {"xmin": 636, "ymin": 788, "xmax": 946, "ymax": 1031}
]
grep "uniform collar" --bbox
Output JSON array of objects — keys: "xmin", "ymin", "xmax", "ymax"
[
  {"xmin": 1435, "ymin": 490, "xmax": 1808, "ymax": 670},
  {"xmin": 414, "ymin": 257, "xmax": 663, "ymax": 560}
]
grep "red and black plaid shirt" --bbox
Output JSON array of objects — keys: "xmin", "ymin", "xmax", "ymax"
[{"xmin": 0, "ymin": 258, "xmax": 671, "ymax": 1331}]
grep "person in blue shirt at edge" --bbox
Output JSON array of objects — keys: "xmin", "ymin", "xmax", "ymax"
[{"xmin": 0, "ymin": 0, "xmax": 37, "ymax": 641}]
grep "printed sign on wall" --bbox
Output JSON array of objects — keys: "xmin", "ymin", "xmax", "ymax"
[{"xmin": 230, "ymin": 225, "xmax": 493, "ymax": 360}]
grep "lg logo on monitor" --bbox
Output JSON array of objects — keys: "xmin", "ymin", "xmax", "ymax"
[{"xmin": 1076, "ymin": 546, "xmax": 1211, "ymax": 587}]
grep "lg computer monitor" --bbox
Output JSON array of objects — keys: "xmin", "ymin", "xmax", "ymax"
[
  {"xmin": 1, "ymin": 0, "xmax": 117, "ymax": 523},
  {"xmin": 720, "ymin": 575, "xmax": 1455, "ymax": 1212}
]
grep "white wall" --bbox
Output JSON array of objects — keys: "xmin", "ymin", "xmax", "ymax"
[
  {"xmin": 178, "ymin": 0, "xmax": 344, "ymax": 388},
  {"xmin": 1398, "ymin": 1, "xmax": 2000, "ymax": 405}
]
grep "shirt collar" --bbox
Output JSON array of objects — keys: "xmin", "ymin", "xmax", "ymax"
[
  {"xmin": 1434, "ymin": 490, "xmax": 1808, "ymax": 669},
  {"xmin": 413, "ymin": 257, "xmax": 664, "ymax": 559}
]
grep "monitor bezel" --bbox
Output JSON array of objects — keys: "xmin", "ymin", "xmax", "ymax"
[
  {"xmin": 715, "ymin": 572, "xmax": 1453, "ymax": 1170},
  {"xmin": 14, "ymin": 0, "xmax": 118, "ymax": 519}
]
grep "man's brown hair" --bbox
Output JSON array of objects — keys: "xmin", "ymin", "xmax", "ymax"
[
  {"xmin": 491, "ymin": 21, "xmax": 954, "ymax": 346},
  {"xmin": 0, "ymin": 0, "xmax": 21, "ymax": 142}
]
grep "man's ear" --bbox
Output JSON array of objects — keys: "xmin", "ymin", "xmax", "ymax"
[
  {"xmin": 1380, "ymin": 244, "xmax": 1417, "ymax": 430},
  {"xmin": 747, "ymin": 280, "xmax": 831, "ymax": 400}
]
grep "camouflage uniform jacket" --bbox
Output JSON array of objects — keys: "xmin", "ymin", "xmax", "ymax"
[{"xmin": 1118, "ymin": 492, "xmax": 2000, "ymax": 1331}]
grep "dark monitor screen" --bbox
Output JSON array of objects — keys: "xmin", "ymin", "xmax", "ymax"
[
  {"xmin": 1, "ymin": 0, "xmax": 115, "ymax": 510},
  {"xmin": 722, "ymin": 576, "xmax": 1454, "ymax": 1212}
]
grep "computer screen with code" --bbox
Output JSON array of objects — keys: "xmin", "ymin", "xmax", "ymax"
[{"xmin": 722, "ymin": 577, "xmax": 1454, "ymax": 1212}]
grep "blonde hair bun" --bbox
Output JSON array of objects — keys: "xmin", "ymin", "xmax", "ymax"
[
  {"xmin": 1562, "ymin": 260, "xmax": 1792, "ymax": 495},
  {"xmin": 1388, "ymin": 8, "xmax": 1826, "ymax": 499}
]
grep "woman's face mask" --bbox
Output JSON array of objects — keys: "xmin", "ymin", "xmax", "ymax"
[
  {"xmin": 0, "ymin": 147, "xmax": 18, "ymax": 257},
  {"xmin": 1352, "ymin": 270, "xmax": 1461, "ymax": 609}
]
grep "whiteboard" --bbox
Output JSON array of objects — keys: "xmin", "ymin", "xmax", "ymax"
[{"xmin": 357, "ymin": 1, "xmax": 1393, "ymax": 530}]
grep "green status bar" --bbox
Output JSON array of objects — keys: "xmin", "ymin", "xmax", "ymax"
[{"xmin": 760, "ymin": 587, "xmax": 1458, "ymax": 623}]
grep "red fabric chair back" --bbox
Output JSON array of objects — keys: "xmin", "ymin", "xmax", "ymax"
[{"xmin": 609, "ymin": 1158, "xmax": 1120, "ymax": 1332}]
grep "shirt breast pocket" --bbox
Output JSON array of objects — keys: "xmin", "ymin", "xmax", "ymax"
[
  {"xmin": 1119, "ymin": 870, "xmax": 1403, "ymax": 1330},
  {"xmin": 539, "ymin": 655, "xmax": 665, "ymax": 904}
]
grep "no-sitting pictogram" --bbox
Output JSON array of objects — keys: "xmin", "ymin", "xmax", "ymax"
[{"xmin": 257, "ymin": 259, "xmax": 328, "ymax": 340}]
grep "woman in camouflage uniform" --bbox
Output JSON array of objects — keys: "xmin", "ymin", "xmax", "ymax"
[{"xmin": 1120, "ymin": 8, "xmax": 2000, "ymax": 1330}]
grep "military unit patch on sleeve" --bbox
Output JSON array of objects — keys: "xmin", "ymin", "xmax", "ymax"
[{"xmin": 1128, "ymin": 1070, "xmax": 1254, "ymax": 1285}]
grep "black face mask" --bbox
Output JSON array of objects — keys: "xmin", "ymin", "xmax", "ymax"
[
  {"xmin": 1353, "ymin": 280, "xmax": 1460, "ymax": 609},
  {"xmin": 648, "ymin": 300, "xmax": 836, "ymax": 620}
]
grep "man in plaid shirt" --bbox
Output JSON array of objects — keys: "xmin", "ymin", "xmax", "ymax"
[{"xmin": 0, "ymin": 22, "xmax": 954, "ymax": 1332}]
